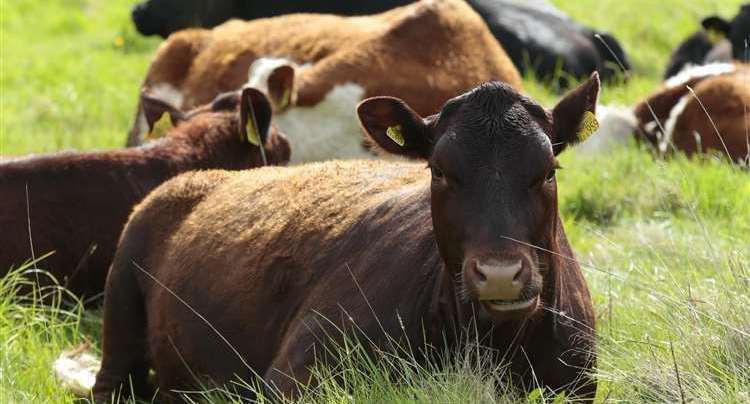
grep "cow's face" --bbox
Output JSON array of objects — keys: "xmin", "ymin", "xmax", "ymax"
[{"xmin": 358, "ymin": 75, "xmax": 599, "ymax": 321}]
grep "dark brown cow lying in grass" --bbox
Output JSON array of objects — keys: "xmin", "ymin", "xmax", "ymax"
[
  {"xmin": 126, "ymin": 0, "xmax": 522, "ymax": 156},
  {"xmin": 90, "ymin": 75, "xmax": 600, "ymax": 402},
  {"xmin": 0, "ymin": 88, "xmax": 289, "ymax": 302}
]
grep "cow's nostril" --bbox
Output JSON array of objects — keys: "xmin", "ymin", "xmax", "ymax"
[{"xmin": 471, "ymin": 260, "xmax": 487, "ymax": 282}]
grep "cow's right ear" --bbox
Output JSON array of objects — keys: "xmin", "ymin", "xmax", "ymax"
[
  {"xmin": 357, "ymin": 97, "xmax": 431, "ymax": 159},
  {"xmin": 702, "ymin": 16, "xmax": 731, "ymax": 41},
  {"xmin": 141, "ymin": 92, "xmax": 185, "ymax": 139},
  {"xmin": 266, "ymin": 65, "xmax": 295, "ymax": 111},
  {"xmin": 240, "ymin": 86, "xmax": 273, "ymax": 146}
]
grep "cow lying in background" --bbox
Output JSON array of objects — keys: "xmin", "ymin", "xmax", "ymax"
[
  {"xmin": 470, "ymin": 0, "xmax": 630, "ymax": 88},
  {"xmin": 582, "ymin": 63, "xmax": 750, "ymax": 165},
  {"xmin": 664, "ymin": 4, "xmax": 750, "ymax": 79},
  {"xmin": 126, "ymin": 0, "xmax": 522, "ymax": 150},
  {"xmin": 0, "ymin": 88, "xmax": 289, "ymax": 302},
  {"xmin": 130, "ymin": 0, "xmax": 629, "ymax": 91},
  {"xmin": 88, "ymin": 75, "xmax": 601, "ymax": 402}
]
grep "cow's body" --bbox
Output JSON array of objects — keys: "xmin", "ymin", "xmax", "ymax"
[
  {"xmin": 127, "ymin": 0, "xmax": 522, "ymax": 149},
  {"xmin": 93, "ymin": 77, "xmax": 601, "ymax": 402},
  {"xmin": 0, "ymin": 90, "xmax": 289, "ymax": 300},
  {"xmin": 130, "ymin": 0, "xmax": 630, "ymax": 91}
]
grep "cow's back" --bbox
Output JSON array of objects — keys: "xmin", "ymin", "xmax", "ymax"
[{"xmin": 117, "ymin": 161, "xmax": 441, "ymax": 390}]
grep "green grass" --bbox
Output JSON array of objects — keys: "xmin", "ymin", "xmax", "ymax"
[{"xmin": 1, "ymin": 0, "xmax": 749, "ymax": 402}]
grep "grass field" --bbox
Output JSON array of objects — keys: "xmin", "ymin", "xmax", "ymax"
[{"xmin": 1, "ymin": 0, "xmax": 749, "ymax": 403}]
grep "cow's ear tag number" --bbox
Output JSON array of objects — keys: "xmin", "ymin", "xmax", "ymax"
[
  {"xmin": 576, "ymin": 110, "xmax": 599, "ymax": 142},
  {"xmin": 386, "ymin": 125, "xmax": 405, "ymax": 146},
  {"xmin": 147, "ymin": 112, "xmax": 174, "ymax": 140}
]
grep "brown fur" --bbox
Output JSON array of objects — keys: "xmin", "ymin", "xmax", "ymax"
[
  {"xmin": 94, "ymin": 78, "xmax": 598, "ymax": 402},
  {"xmin": 0, "ymin": 94, "xmax": 289, "ymax": 302},
  {"xmin": 634, "ymin": 64, "xmax": 750, "ymax": 163},
  {"xmin": 127, "ymin": 0, "xmax": 521, "ymax": 145}
]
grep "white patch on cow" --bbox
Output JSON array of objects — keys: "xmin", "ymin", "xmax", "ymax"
[
  {"xmin": 665, "ymin": 63, "xmax": 735, "ymax": 88},
  {"xmin": 133, "ymin": 109, "xmax": 149, "ymax": 143},
  {"xmin": 53, "ymin": 345, "xmax": 101, "ymax": 397},
  {"xmin": 150, "ymin": 83, "xmax": 184, "ymax": 109},
  {"xmin": 247, "ymin": 57, "xmax": 300, "ymax": 93},
  {"xmin": 576, "ymin": 105, "xmax": 638, "ymax": 154},
  {"xmin": 660, "ymin": 93, "xmax": 693, "ymax": 154},
  {"xmin": 275, "ymin": 83, "xmax": 368, "ymax": 164}
]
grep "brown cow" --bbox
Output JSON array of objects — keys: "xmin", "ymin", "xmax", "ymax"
[
  {"xmin": 0, "ymin": 88, "xmax": 289, "ymax": 301},
  {"xmin": 582, "ymin": 63, "xmax": 750, "ymax": 165},
  {"xmin": 632, "ymin": 63, "xmax": 750, "ymax": 164},
  {"xmin": 91, "ymin": 75, "xmax": 600, "ymax": 402},
  {"xmin": 126, "ymin": 0, "xmax": 522, "ymax": 154}
]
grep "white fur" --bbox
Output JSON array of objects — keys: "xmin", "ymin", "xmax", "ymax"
[
  {"xmin": 53, "ymin": 345, "xmax": 101, "ymax": 397},
  {"xmin": 576, "ymin": 105, "xmax": 637, "ymax": 154},
  {"xmin": 275, "ymin": 83, "xmax": 369, "ymax": 164},
  {"xmin": 247, "ymin": 57, "xmax": 301, "ymax": 94},
  {"xmin": 660, "ymin": 93, "xmax": 693, "ymax": 154},
  {"xmin": 665, "ymin": 63, "xmax": 736, "ymax": 88}
]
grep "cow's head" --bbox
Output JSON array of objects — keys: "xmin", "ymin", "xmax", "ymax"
[
  {"xmin": 141, "ymin": 86, "xmax": 290, "ymax": 166},
  {"xmin": 703, "ymin": 4, "xmax": 750, "ymax": 60},
  {"xmin": 357, "ymin": 75, "xmax": 599, "ymax": 321}
]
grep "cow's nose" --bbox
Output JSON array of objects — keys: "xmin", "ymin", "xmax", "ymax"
[{"xmin": 466, "ymin": 258, "xmax": 529, "ymax": 300}]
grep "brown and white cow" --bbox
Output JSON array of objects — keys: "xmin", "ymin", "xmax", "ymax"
[
  {"xmin": 90, "ymin": 75, "xmax": 600, "ymax": 402},
  {"xmin": 582, "ymin": 63, "xmax": 750, "ymax": 165},
  {"xmin": 0, "ymin": 88, "xmax": 289, "ymax": 302},
  {"xmin": 126, "ymin": 0, "xmax": 522, "ymax": 163}
]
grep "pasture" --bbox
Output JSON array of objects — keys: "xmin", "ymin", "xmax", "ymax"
[{"xmin": 1, "ymin": 0, "xmax": 749, "ymax": 402}]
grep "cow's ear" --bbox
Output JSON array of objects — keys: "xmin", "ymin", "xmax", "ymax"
[
  {"xmin": 702, "ymin": 16, "xmax": 732, "ymax": 40},
  {"xmin": 240, "ymin": 86, "xmax": 273, "ymax": 146},
  {"xmin": 551, "ymin": 72, "xmax": 600, "ymax": 155},
  {"xmin": 266, "ymin": 64, "xmax": 295, "ymax": 111},
  {"xmin": 357, "ymin": 96, "xmax": 432, "ymax": 159},
  {"xmin": 141, "ymin": 92, "xmax": 185, "ymax": 140}
]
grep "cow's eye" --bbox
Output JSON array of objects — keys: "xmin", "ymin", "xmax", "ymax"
[
  {"xmin": 431, "ymin": 166, "xmax": 445, "ymax": 179},
  {"xmin": 545, "ymin": 169, "xmax": 556, "ymax": 182}
]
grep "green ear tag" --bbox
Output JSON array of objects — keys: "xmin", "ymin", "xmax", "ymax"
[
  {"xmin": 386, "ymin": 125, "xmax": 405, "ymax": 147},
  {"xmin": 245, "ymin": 114, "xmax": 260, "ymax": 146},
  {"xmin": 577, "ymin": 110, "xmax": 599, "ymax": 142},
  {"xmin": 147, "ymin": 111, "xmax": 174, "ymax": 140}
]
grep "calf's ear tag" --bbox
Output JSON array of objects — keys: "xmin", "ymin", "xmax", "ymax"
[
  {"xmin": 147, "ymin": 112, "xmax": 174, "ymax": 140},
  {"xmin": 277, "ymin": 88, "xmax": 291, "ymax": 110},
  {"xmin": 706, "ymin": 28, "xmax": 725, "ymax": 44},
  {"xmin": 245, "ymin": 113, "xmax": 261, "ymax": 146},
  {"xmin": 576, "ymin": 110, "xmax": 599, "ymax": 142},
  {"xmin": 386, "ymin": 125, "xmax": 405, "ymax": 146}
]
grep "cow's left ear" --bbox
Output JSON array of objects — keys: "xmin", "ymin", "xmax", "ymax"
[
  {"xmin": 550, "ymin": 72, "xmax": 600, "ymax": 155},
  {"xmin": 357, "ymin": 96, "xmax": 432, "ymax": 159},
  {"xmin": 240, "ymin": 86, "xmax": 273, "ymax": 146},
  {"xmin": 266, "ymin": 64, "xmax": 296, "ymax": 111},
  {"xmin": 141, "ymin": 92, "xmax": 186, "ymax": 140}
]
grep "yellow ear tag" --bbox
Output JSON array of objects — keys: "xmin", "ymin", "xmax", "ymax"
[
  {"xmin": 245, "ymin": 113, "xmax": 261, "ymax": 146},
  {"xmin": 386, "ymin": 125, "xmax": 405, "ymax": 147},
  {"xmin": 706, "ymin": 28, "xmax": 725, "ymax": 45},
  {"xmin": 577, "ymin": 110, "xmax": 599, "ymax": 142},
  {"xmin": 146, "ymin": 111, "xmax": 174, "ymax": 140},
  {"xmin": 277, "ymin": 87, "xmax": 291, "ymax": 110}
]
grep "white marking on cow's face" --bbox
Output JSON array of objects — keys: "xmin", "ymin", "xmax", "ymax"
[
  {"xmin": 134, "ymin": 110, "xmax": 149, "ymax": 144},
  {"xmin": 661, "ymin": 93, "xmax": 692, "ymax": 154},
  {"xmin": 274, "ymin": 83, "xmax": 369, "ymax": 164},
  {"xmin": 576, "ymin": 105, "xmax": 637, "ymax": 154},
  {"xmin": 665, "ymin": 63, "xmax": 735, "ymax": 88}
]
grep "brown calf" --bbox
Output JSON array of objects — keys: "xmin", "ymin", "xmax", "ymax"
[
  {"xmin": 93, "ymin": 76, "xmax": 599, "ymax": 402},
  {"xmin": 126, "ymin": 0, "xmax": 522, "ymax": 147},
  {"xmin": 0, "ymin": 88, "xmax": 289, "ymax": 301}
]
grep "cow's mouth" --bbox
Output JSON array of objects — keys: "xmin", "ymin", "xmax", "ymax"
[{"xmin": 481, "ymin": 295, "xmax": 539, "ymax": 312}]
